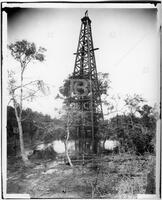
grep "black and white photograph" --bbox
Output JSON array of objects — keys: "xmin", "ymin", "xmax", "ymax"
[{"xmin": 1, "ymin": 1, "xmax": 161, "ymax": 199}]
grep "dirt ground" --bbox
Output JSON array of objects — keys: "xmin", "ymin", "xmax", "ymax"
[{"xmin": 7, "ymin": 153, "xmax": 155, "ymax": 198}]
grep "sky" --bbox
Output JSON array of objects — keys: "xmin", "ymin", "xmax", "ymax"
[{"xmin": 6, "ymin": 5, "xmax": 160, "ymax": 118}]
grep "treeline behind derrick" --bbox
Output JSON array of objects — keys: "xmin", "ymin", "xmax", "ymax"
[
  {"xmin": 101, "ymin": 105, "xmax": 156, "ymax": 155},
  {"xmin": 7, "ymin": 102, "xmax": 157, "ymax": 157}
]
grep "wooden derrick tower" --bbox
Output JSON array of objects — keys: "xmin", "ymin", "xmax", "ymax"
[{"xmin": 70, "ymin": 11, "xmax": 103, "ymax": 153}]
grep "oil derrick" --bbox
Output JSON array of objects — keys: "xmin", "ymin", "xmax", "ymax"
[{"xmin": 70, "ymin": 11, "xmax": 104, "ymax": 154}]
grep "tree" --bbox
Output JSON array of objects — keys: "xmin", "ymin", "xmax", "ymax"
[
  {"xmin": 21, "ymin": 108, "xmax": 37, "ymax": 145},
  {"xmin": 55, "ymin": 103, "xmax": 82, "ymax": 167},
  {"xmin": 99, "ymin": 93, "xmax": 157, "ymax": 155},
  {"xmin": 124, "ymin": 94, "xmax": 145, "ymax": 115},
  {"xmin": 58, "ymin": 72, "xmax": 111, "ymax": 153},
  {"xmin": 59, "ymin": 72, "xmax": 110, "ymax": 103},
  {"xmin": 8, "ymin": 40, "xmax": 47, "ymax": 165}
]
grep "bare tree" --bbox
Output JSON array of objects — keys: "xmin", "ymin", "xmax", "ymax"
[{"xmin": 8, "ymin": 40, "xmax": 47, "ymax": 165}]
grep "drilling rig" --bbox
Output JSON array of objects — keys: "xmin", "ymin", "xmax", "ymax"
[{"xmin": 70, "ymin": 11, "xmax": 104, "ymax": 154}]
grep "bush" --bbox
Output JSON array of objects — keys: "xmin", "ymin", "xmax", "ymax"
[{"xmin": 29, "ymin": 144, "xmax": 57, "ymax": 160}]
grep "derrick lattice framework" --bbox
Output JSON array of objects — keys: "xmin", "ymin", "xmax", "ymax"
[{"xmin": 71, "ymin": 11, "xmax": 104, "ymax": 149}]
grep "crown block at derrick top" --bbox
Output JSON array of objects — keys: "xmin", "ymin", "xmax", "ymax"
[{"xmin": 81, "ymin": 16, "xmax": 91, "ymax": 25}]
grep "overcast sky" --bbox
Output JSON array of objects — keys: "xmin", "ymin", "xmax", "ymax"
[{"xmin": 6, "ymin": 5, "xmax": 160, "ymax": 118}]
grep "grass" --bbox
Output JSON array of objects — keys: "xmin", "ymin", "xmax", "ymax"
[{"xmin": 7, "ymin": 153, "xmax": 155, "ymax": 198}]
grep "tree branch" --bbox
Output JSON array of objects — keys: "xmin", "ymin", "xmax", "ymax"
[
  {"xmin": 7, "ymin": 98, "xmax": 13, "ymax": 106},
  {"xmin": 12, "ymin": 80, "xmax": 40, "ymax": 92},
  {"xmin": 22, "ymin": 89, "xmax": 40, "ymax": 101}
]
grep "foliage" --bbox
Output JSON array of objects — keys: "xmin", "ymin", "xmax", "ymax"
[
  {"xmin": 59, "ymin": 72, "xmax": 110, "ymax": 103},
  {"xmin": 8, "ymin": 40, "xmax": 46, "ymax": 62},
  {"xmin": 8, "ymin": 40, "xmax": 47, "ymax": 105},
  {"xmin": 102, "ymin": 102, "xmax": 157, "ymax": 155},
  {"xmin": 124, "ymin": 94, "xmax": 145, "ymax": 115},
  {"xmin": 57, "ymin": 72, "xmax": 111, "ymax": 146},
  {"xmin": 97, "ymin": 72, "xmax": 110, "ymax": 96},
  {"xmin": 7, "ymin": 106, "xmax": 65, "ymax": 153}
]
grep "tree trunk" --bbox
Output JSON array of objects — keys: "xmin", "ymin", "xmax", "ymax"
[
  {"xmin": 17, "ymin": 118, "xmax": 29, "ymax": 163},
  {"xmin": 14, "ymin": 103, "xmax": 29, "ymax": 165},
  {"xmin": 92, "ymin": 138, "xmax": 99, "ymax": 154},
  {"xmin": 64, "ymin": 127, "xmax": 73, "ymax": 167}
]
